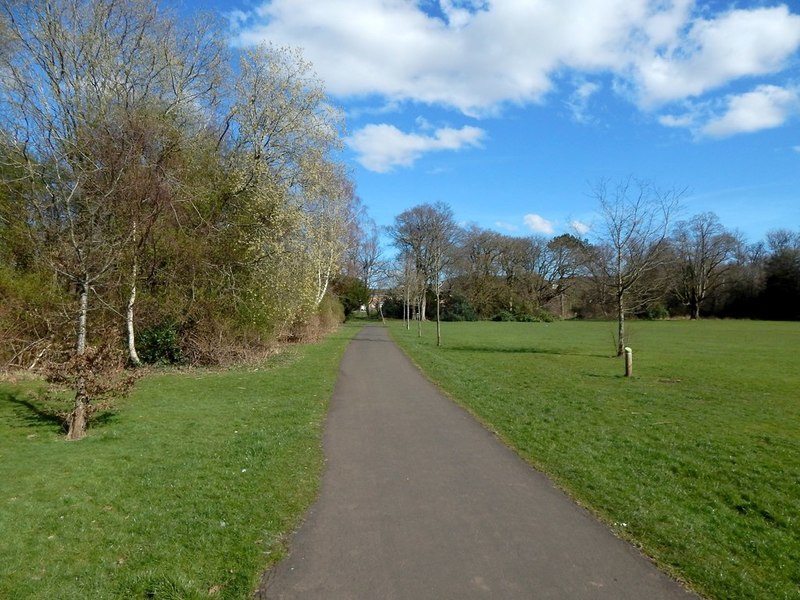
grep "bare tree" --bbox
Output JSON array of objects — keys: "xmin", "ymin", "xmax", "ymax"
[
  {"xmin": 354, "ymin": 215, "xmax": 383, "ymax": 317},
  {"xmin": 447, "ymin": 228, "xmax": 587, "ymax": 319},
  {"xmin": 456, "ymin": 226, "xmax": 505, "ymax": 315},
  {"xmin": 389, "ymin": 208, "xmax": 430, "ymax": 322},
  {"xmin": 548, "ymin": 234, "xmax": 587, "ymax": 318},
  {"xmin": 672, "ymin": 212, "xmax": 738, "ymax": 319},
  {"xmin": 427, "ymin": 205, "xmax": 460, "ymax": 346},
  {"xmin": 495, "ymin": 235, "xmax": 530, "ymax": 313},
  {"xmin": 590, "ymin": 178, "xmax": 684, "ymax": 356},
  {"xmin": 398, "ymin": 251, "xmax": 423, "ymax": 332},
  {"xmin": 389, "ymin": 202, "xmax": 459, "ymax": 346}
]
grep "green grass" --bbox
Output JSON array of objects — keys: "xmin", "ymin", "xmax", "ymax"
[
  {"xmin": 0, "ymin": 324, "xmax": 361, "ymax": 599},
  {"xmin": 389, "ymin": 319, "xmax": 800, "ymax": 600}
]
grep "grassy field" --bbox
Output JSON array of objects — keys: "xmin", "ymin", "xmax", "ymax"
[
  {"xmin": 0, "ymin": 324, "xmax": 360, "ymax": 599},
  {"xmin": 389, "ymin": 319, "xmax": 800, "ymax": 600}
]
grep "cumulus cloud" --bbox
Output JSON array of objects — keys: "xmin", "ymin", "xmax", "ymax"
[
  {"xmin": 232, "ymin": 1, "xmax": 800, "ymax": 118},
  {"xmin": 523, "ymin": 214, "xmax": 555, "ymax": 234},
  {"xmin": 701, "ymin": 85, "xmax": 800, "ymax": 138},
  {"xmin": 634, "ymin": 6, "xmax": 800, "ymax": 106},
  {"xmin": 347, "ymin": 123, "xmax": 486, "ymax": 172},
  {"xmin": 569, "ymin": 220, "xmax": 591, "ymax": 235},
  {"xmin": 439, "ymin": 0, "xmax": 488, "ymax": 29}
]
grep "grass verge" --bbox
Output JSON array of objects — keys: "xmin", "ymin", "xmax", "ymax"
[
  {"xmin": 0, "ymin": 323, "xmax": 360, "ymax": 599},
  {"xmin": 389, "ymin": 319, "xmax": 800, "ymax": 600}
]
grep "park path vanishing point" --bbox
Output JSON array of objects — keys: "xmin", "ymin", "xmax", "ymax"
[{"xmin": 258, "ymin": 325, "xmax": 698, "ymax": 599}]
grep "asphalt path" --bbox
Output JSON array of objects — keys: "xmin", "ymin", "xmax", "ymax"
[{"xmin": 258, "ymin": 325, "xmax": 698, "ymax": 599}]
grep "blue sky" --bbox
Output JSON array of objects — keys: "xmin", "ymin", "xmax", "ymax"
[{"xmin": 192, "ymin": 0, "xmax": 799, "ymax": 243}]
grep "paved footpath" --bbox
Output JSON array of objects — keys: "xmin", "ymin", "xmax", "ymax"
[{"xmin": 258, "ymin": 326, "xmax": 698, "ymax": 599}]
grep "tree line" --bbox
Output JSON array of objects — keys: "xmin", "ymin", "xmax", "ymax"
[
  {"xmin": 375, "ymin": 180, "xmax": 800, "ymax": 352},
  {"xmin": 0, "ymin": 0, "xmax": 360, "ymax": 438}
]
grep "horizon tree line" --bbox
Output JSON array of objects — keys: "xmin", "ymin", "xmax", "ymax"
[{"xmin": 375, "ymin": 186, "xmax": 799, "ymax": 350}]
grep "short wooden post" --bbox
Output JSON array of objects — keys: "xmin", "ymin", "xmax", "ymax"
[{"xmin": 624, "ymin": 346, "xmax": 633, "ymax": 377}]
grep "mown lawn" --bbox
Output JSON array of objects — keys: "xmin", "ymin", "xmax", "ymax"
[
  {"xmin": 389, "ymin": 319, "xmax": 800, "ymax": 600},
  {"xmin": 0, "ymin": 324, "xmax": 360, "ymax": 599}
]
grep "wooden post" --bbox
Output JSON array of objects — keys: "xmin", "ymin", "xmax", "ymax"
[{"xmin": 624, "ymin": 347, "xmax": 633, "ymax": 377}]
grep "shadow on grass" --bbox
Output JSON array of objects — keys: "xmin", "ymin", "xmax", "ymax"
[
  {"xmin": 585, "ymin": 372, "xmax": 628, "ymax": 380},
  {"xmin": 3, "ymin": 391, "xmax": 66, "ymax": 432},
  {"xmin": 441, "ymin": 344, "xmax": 608, "ymax": 358},
  {"xmin": 3, "ymin": 391, "xmax": 120, "ymax": 432}
]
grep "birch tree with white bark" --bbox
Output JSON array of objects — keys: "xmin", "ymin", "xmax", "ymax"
[
  {"xmin": 0, "ymin": 0, "xmax": 225, "ymax": 437},
  {"xmin": 300, "ymin": 158, "xmax": 357, "ymax": 310},
  {"xmin": 225, "ymin": 44, "xmax": 349, "ymax": 334}
]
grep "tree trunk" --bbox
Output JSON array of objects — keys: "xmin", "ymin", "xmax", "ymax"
[
  {"xmin": 315, "ymin": 253, "xmax": 333, "ymax": 307},
  {"xmin": 77, "ymin": 276, "xmax": 89, "ymax": 356},
  {"xmin": 436, "ymin": 286, "xmax": 442, "ymax": 347},
  {"xmin": 417, "ymin": 296, "xmax": 422, "ymax": 338},
  {"xmin": 690, "ymin": 303, "xmax": 700, "ymax": 320},
  {"xmin": 404, "ymin": 285, "xmax": 410, "ymax": 330},
  {"xmin": 617, "ymin": 291, "xmax": 625, "ymax": 357},
  {"xmin": 364, "ymin": 277, "xmax": 371, "ymax": 318},
  {"xmin": 69, "ymin": 276, "xmax": 91, "ymax": 439},
  {"xmin": 126, "ymin": 254, "xmax": 141, "ymax": 366},
  {"xmin": 66, "ymin": 384, "xmax": 89, "ymax": 441}
]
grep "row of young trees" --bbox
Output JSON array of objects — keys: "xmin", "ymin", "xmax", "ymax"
[
  {"xmin": 0, "ymin": 0, "xmax": 358, "ymax": 437},
  {"xmin": 380, "ymin": 179, "xmax": 800, "ymax": 353}
]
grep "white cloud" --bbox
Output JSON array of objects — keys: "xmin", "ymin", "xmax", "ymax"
[
  {"xmin": 634, "ymin": 6, "xmax": 800, "ymax": 106},
  {"xmin": 439, "ymin": 0, "xmax": 488, "ymax": 29},
  {"xmin": 415, "ymin": 116, "xmax": 434, "ymax": 131},
  {"xmin": 658, "ymin": 112, "xmax": 697, "ymax": 129},
  {"xmin": 495, "ymin": 221, "xmax": 519, "ymax": 232},
  {"xmin": 569, "ymin": 220, "xmax": 591, "ymax": 235},
  {"xmin": 225, "ymin": 9, "xmax": 250, "ymax": 29},
  {"xmin": 347, "ymin": 123, "xmax": 486, "ymax": 172},
  {"xmin": 702, "ymin": 85, "xmax": 800, "ymax": 137},
  {"xmin": 232, "ymin": 1, "xmax": 800, "ymax": 118},
  {"xmin": 566, "ymin": 80, "xmax": 601, "ymax": 124},
  {"xmin": 794, "ymin": 145, "xmax": 800, "ymax": 153},
  {"xmin": 523, "ymin": 214, "xmax": 555, "ymax": 234}
]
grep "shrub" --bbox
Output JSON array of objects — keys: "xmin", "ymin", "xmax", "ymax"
[
  {"xmin": 639, "ymin": 303, "xmax": 670, "ymax": 320},
  {"xmin": 137, "ymin": 323, "xmax": 184, "ymax": 365},
  {"xmin": 492, "ymin": 310, "xmax": 516, "ymax": 322},
  {"xmin": 492, "ymin": 308, "xmax": 554, "ymax": 323},
  {"xmin": 317, "ymin": 293, "xmax": 346, "ymax": 330},
  {"xmin": 0, "ymin": 266, "xmax": 66, "ymax": 370},
  {"xmin": 441, "ymin": 294, "xmax": 478, "ymax": 322},
  {"xmin": 514, "ymin": 312, "xmax": 540, "ymax": 322},
  {"xmin": 331, "ymin": 276, "xmax": 369, "ymax": 317},
  {"xmin": 379, "ymin": 295, "xmax": 405, "ymax": 319}
]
